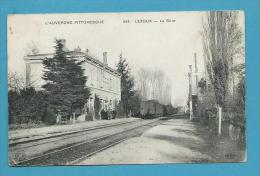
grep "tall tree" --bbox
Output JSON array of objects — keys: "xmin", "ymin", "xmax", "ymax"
[
  {"xmin": 42, "ymin": 39, "xmax": 91, "ymax": 120},
  {"xmin": 116, "ymin": 54, "xmax": 135, "ymax": 116},
  {"xmin": 136, "ymin": 68, "xmax": 172, "ymax": 104},
  {"xmin": 8, "ymin": 71, "xmax": 26, "ymax": 92},
  {"xmin": 202, "ymin": 11, "xmax": 243, "ymax": 135},
  {"xmin": 137, "ymin": 68, "xmax": 150, "ymax": 100}
]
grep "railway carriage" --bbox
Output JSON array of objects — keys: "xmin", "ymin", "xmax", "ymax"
[{"xmin": 140, "ymin": 100, "xmax": 164, "ymax": 118}]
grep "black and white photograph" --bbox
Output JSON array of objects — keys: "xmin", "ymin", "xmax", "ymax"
[{"xmin": 8, "ymin": 11, "xmax": 245, "ymax": 166}]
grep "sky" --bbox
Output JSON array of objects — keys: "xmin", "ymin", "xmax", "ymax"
[{"xmin": 7, "ymin": 11, "xmax": 244, "ymax": 106}]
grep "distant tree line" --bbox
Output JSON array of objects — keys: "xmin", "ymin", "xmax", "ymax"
[
  {"xmin": 136, "ymin": 68, "xmax": 172, "ymax": 105},
  {"xmin": 115, "ymin": 55, "xmax": 176, "ymax": 117}
]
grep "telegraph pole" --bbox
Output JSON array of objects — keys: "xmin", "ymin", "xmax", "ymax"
[
  {"xmin": 188, "ymin": 65, "xmax": 193, "ymax": 120},
  {"xmin": 193, "ymin": 53, "xmax": 198, "ymax": 118},
  {"xmin": 194, "ymin": 53, "xmax": 198, "ymax": 91}
]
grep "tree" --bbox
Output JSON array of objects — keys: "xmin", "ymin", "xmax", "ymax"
[
  {"xmin": 137, "ymin": 68, "xmax": 150, "ymax": 100},
  {"xmin": 42, "ymin": 39, "xmax": 91, "ymax": 121},
  {"xmin": 8, "ymin": 87, "xmax": 48, "ymax": 124},
  {"xmin": 128, "ymin": 91, "xmax": 142, "ymax": 116},
  {"xmin": 116, "ymin": 54, "xmax": 135, "ymax": 117},
  {"xmin": 8, "ymin": 71, "xmax": 26, "ymax": 92},
  {"xmin": 136, "ymin": 68, "xmax": 172, "ymax": 105},
  {"xmin": 202, "ymin": 11, "xmax": 243, "ymax": 135},
  {"xmin": 161, "ymin": 79, "xmax": 172, "ymax": 105},
  {"xmin": 150, "ymin": 70, "xmax": 164, "ymax": 101},
  {"xmin": 233, "ymin": 64, "xmax": 245, "ymax": 112},
  {"xmin": 198, "ymin": 78, "xmax": 207, "ymax": 94},
  {"xmin": 94, "ymin": 95, "xmax": 102, "ymax": 120}
]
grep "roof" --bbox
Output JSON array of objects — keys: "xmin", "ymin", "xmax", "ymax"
[
  {"xmin": 143, "ymin": 99, "xmax": 160, "ymax": 104},
  {"xmin": 24, "ymin": 51, "xmax": 121, "ymax": 77}
]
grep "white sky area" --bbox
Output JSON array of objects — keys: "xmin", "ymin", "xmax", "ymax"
[{"xmin": 7, "ymin": 11, "xmax": 244, "ymax": 106}]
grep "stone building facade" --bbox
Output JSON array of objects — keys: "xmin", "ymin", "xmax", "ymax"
[{"xmin": 24, "ymin": 49, "xmax": 121, "ymax": 120}]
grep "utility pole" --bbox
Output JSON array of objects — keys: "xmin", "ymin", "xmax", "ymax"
[
  {"xmin": 203, "ymin": 51, "xmax": 208, "ymax": 92},
  {"xmin": 193, "ymin": 53, "xmax": 199, "ymax": 118},
  {"xmin": 194, "ymin": 53, "xmax": 198, "ymax": 92},
  {"xmin": 188, "ymin": 65, "xmax": 193, "ymax": 120}
]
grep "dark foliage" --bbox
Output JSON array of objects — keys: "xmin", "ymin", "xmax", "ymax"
[
  {"xmin": 128, "ymin": 91, "xmax": 142, "ymax": 116},
  {"xmin": 198, "ymin": 78, "xmax": 207, "ymax": 94},
  {"xmin": 42, "ymin": 39, "xmax": 91, "ymax": 121},
  {"xmin": 203, "ymin": 11, "xmax": 243, "ymax": 107},
  {"xmin": 116, "ymin": 54, "xmax": 135, "ymax": 116},
  {"xmin": 8, "ymin": 87, "xmax": 48, "ymax": 124},
  {"xmin": 100, "ymin": 109, "xmax": 108, "ymax": 120},
  {"xmin": 165, "ymin": 104, "xmax": 178, "ymax": 115},
  {"xmin": 236, "ymin": 77, "xmax": 245, "ymax": 110},
  {"xmin": 115, "ymin": 101, "xmax": 126, "ymax": 118},
  {"xmin": 94, "ymin": 95, "xmax": 101, "ymax": 120}
]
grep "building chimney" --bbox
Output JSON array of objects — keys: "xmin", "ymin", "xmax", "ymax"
[{"xmin": 103, "ymin": 52, "xmax": 108, "ymax": 65}]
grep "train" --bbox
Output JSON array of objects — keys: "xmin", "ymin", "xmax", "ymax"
[{"xmin": 131, "ymin": 99, "xmax": 178, "ymax": 118}]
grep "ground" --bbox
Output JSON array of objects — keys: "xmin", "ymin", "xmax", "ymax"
[
  {"xmin": 9, "ymin": 116, "xmax": 246, "ymax": 165},
  {"xmin": 78, "ymin": 118, "xmax": 246, "ymax": 165},
  {"xmin": 9, "ymin": 118, "xmax": 139, "ymax": 140}
]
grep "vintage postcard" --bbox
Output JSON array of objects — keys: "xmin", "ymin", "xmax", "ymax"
[{"xmin": 7, "ymin": 11, "xmax": 245, "ymax": 166}]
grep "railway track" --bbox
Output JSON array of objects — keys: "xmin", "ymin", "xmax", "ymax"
[
  {"xmin": 10, "ymin": 118, "xmax": 161, "ymax": 166},
  {"xmin": 9, "ymin": 119, "xmax": 142, "ymax": 164},
  {"xmin": 9, "ymin": 119, "xmax": 141, "ymax": 146}
]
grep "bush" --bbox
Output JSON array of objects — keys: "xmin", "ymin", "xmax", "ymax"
[
  {"xmin": 43, "ymin": 108, "xmax": 56, "ymax": 125},
  {"xmin": 116, "ymin": 101, "xmax": 126, "ymax": 118},
  {"xmin": 85, "ymin": 111, "xmax": 94, "ymax": 121},
  {"xmin": 100, "ymin": 109, "xmax": 108, "ymax": 120},
  {"xmin": 8, "ymin": 87, "xmax": 49, "ymax": 125},
  {"xmin": 94, "ymin": 95, "xmax": 101, "ymax": 120}
]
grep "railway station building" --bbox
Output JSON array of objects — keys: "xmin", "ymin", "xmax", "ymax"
[{"xmin": 24, "ymin": 44, "xmax": 121, "ymax": 120}]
